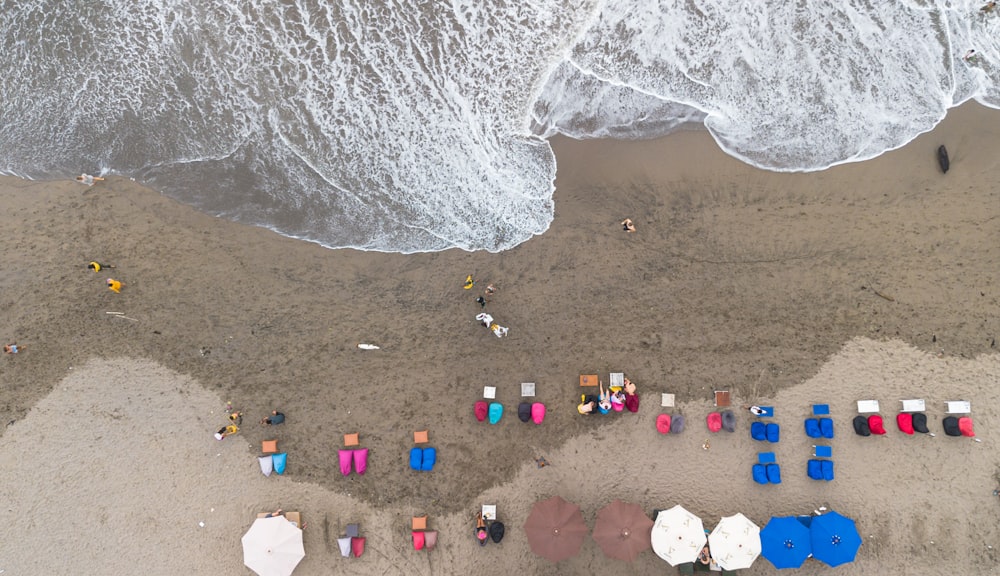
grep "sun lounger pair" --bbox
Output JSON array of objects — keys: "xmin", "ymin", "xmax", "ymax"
[
  {"xmin": 337, "ymin": 524, "xmax": 365, "ymax": 557},
  {"xmin": 943, "ymin": 416, "xmax": 975, "ymax": 437},
  {"xmin": 706, "ymin": 411, "xmax": 736, "ymax": 432},
  {"xmin": 804, "ymin": 418, "xmax": 834, "ymax": 438},
  {"xmin": 753, "ymin": 452, "xmax": 781, "ymax": 484},
  {"xmin": 516, "ymin": 402, "xmax": 547, "ymax": 424},
  {"xmin": 338, "ymin": 449, "xmax": 369, "ymax": 476},
  {"xmin": 258, "ymin": 452, "xmax": 288, "ymax": 476},
  {"xmin": 751, "ymin": 422, "xmax": 780, "ymax": 443},
  {"xmin": 412, "ymin": 516, "xmax": 438, "ymax": 551},
  {"xmin": 807, "ymin": 459, "xmax": 835, "ymax": 481}
]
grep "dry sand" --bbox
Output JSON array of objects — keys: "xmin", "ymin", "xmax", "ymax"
[{"xmin": 1, "ymin": 102, "xmax": 999, "ymax": 575}]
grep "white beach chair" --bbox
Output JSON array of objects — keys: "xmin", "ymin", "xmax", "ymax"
[
  {"xmin": 900, "ymin": 399, "xmax": 925, "ymax": 412},
  {"xmin": 856, "ymin": 400, "xmax": 880, "ymax": 413},
  {"xmin": 946, "ymin": 401, "xmax": 971, "ymax": 414}
]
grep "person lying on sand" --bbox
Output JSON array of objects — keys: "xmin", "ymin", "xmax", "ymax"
[
  {"xmin": 215, "ymin": 424, "xmax": 239, "ymax": 440},
  {"xmin": 597, "ymin": 382, "xmax": 612, "ymax": 414},
  {"xmin": 87, "ymin": 261, "xmax": 115, "ymax": 272},
  {"xmin": 476, "ymin": 512, "xmax": 488, "ymax": 546},
  {"xmin": 261, "ymin": 410, "xmax": 285, "ymax": 425},
  {"xmin": 75, "ymin": 174, "xmax": 105, "ymax": 186},
  {"xmin": 4, "ymin": 343, "xmax": 18, "ymax": 354},
  {"xmin": 264, "ymin": 508, "xmax": 283, "ymax": 518},
  {"xmin": 106, "ymin": 278, "xmax": 123, "ymax": 293},
  {"xmin": 621, "ymin": 218, "xmax": 636, "ymax": 232},
  {"xmin": 578, "ymin": 395, "xmax": 599, "ymax": 414}
]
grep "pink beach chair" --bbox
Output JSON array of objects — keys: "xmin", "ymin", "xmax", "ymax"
[
  {"xmin": 338, "ymin": 449, "xmax": 353, "ymax": 476},
  {"xmin": 353, "ymin": 448, "xmax": 368, "ymax": 475},
  {"xmin": 531, "ymin": 402, "xmax": 546, "ymax": 424}
]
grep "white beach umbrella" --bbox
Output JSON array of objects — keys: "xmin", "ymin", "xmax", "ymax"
[
  {"xmin": 650, "ymin": 505, "xmax": 707, "ymax": 566},
  {"xmin": 708, "ymin": 513, "xmax": 762, "ymax": 570},
  {"xmin": 242, "ymin": 516, "xmax": 305, "ymax": 576}
]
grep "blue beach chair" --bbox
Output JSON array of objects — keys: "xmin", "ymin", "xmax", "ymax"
[
  {"xmin": 766, "ymin": 423, "xmax": 780, "ymax": 443},
  {"xmin": 808, "ymin": 459, "xmax": 823, "ymax": 480},
  {"xmin": 804, "ymin": 418, "xmax": 822, "ymax": 438},
  {"xmin": 409, "ymin": 447, "xmax": 423, "ymax": 471},
  {"xmin": 488, "ymin": 402, "xmax": 503, "ymax": 425},
  {"xmin": 753, "ymin": 464, "xmax": 769, "ymax": 484},
  {"xmin": 819, "ymin": 417, "xmax": 834, "ymax": 439},
  {"xmin": 766, "ymin": 463, "xmax": 782, "ymax": 484},
  {"xmin": 751, "ymin": 421, "xmax": 766, "ymax": 441},
  {"xmin": 821, "ymin": 460, "xmax": 834, "ymax": 481},
  {"xmin": 421, "ymin": 447, "xmax": 436, "ymax": 471}
]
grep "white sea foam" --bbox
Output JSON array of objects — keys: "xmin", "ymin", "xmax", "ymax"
[{"xmin": 1, "ymin": 1, "xmax": 999, "ymax": 252}]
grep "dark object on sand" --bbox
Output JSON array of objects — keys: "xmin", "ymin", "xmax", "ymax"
[
  {"xmin": 489, "ymin": 521, "xmax": 505, "ymax": 543},
  {"xmin": 852, "ymin": 415, "xmax": 871, "ymax": 437},
  {"xmin": 938, "ymin": 145, "xmax": 950, "ymax": 173}
]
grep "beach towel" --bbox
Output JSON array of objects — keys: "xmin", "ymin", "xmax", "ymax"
[
  {"xmin": 518, "ymin": 402, "xmax": 531, "ymax": 422},
  {"xmin": 409, "ymin": 447, "xmax": 423, "ymax": 470},
  {"xmin": 804, "ymin": 418, "xmax": 822, "ymax": 438},
  {"xmin": 421, "ymin": 447, "xmax": 436, "ymax": 471},
  {"xmin": 352, "ymin": 536, "xmax": 366, "ymax": 557},
  {"xmin": 706, "ymin": 412, "xmax": 722, "ymax": 432},
  {"xmin": 490, "ymin": 521, "xmax": 505, "ymax": 543},
  {"xmin": 868, "ymin": 414, "xmax": 887, "ymax": 435},
  {"xmin": 656, "ymin": 413, "xmax": 671, "ymax": 434},
  {"xmin": 959, "ymin": 416, "xmax": 975, "ymax": 437},
  {"xmin": 912, "ymin": 412, "xmax": 930, "ymax": 434},
  {"xmin": 671, "ymin": 414, "xmax": 686, "ymax": 434},
  {"xmin": 625, "ymin": 393, "xmax": 639, "ymax": 413},
  {"xmin": 337, "ymin": 537, "xmax": 352, "ymax": 557},
  {"xmin": 272, "ymin": 453, "xmax": 287, "ymax": 475},
  {"xmin": 821, "ymin": 460, "xmax": 834, "ymax": 481},
  {"xmin": 338, "ymin": 449, "xmax": 354, "ymax": 476},
  {"xmin": 765, "ymin": 423, "xmax": 780, "ymax": 443},
  {"xmin": 474, "ymin": 401, "xmax": 488, "ymax": 422},
  {"xmin": 752, "ymin": 464, "xmax": 768, "ymax": 484},
  {"xmin": 721, "ymin": 410, "xmax": 736, "ymax": 432},
  {"xmin": 808, "ymin": 459, "xmax": 823, "ymax": 480},
  {"xmin": 353, "ymin": 448, "xmax": 368, "ymax": 475},
  {"xmin": 896, "ymin": 413, "xmax": 914, "ymax": 435},
  {"xmin": 852, "ymin": 415, "xmax": 871, "ymax": 436},
  {"xmin": 531, "ymin": 402, "xmax": 546, "ymax": 424},
  {"xmin": 751, "ymin": 421, "xmax": 766, "ymax": 441},
  {"xmin": 258, "ymin": 455, "xmax": 273, "ymax": 477},
  {"xmin": 766, "ymin": 463, "xmax": 782, "ymax": 484},
  {"xmin": 412, "ymin": 531, "xmax": 425, "ymax": 550},
  {"xmin": 488, "ymin": 402, "xmax": 503, "ymax": 425},
  {"xmin": 819, "ymin": 417, "xmax": 834, "ymax": 438}
]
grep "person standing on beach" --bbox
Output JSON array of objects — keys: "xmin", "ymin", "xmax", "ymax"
[{"xmin": 106, "ymin": 278, "xmax": 123, "ymax": 293}]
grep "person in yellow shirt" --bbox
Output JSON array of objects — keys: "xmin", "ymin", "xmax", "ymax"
[
  {"xmin": 87, "ymin": 261, "xmax": 115, "ymax": 272},
  {"xmin": 106, "ymin": 278, "xmax": 123, "ymax": 293}
]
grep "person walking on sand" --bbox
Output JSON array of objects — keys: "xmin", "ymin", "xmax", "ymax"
[
  {"xmin": 106, "ymin": 278, "xmax": 123, "ymax": 293},
  {"xmin": 87, "ymin": 261, "xmax": 116, "ymax": 272},
  {"xmin": 75, "ymin": 174, "xmax": 105, "ymax": 186}
]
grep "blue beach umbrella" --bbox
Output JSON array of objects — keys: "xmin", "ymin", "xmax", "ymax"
[
  {"xmin": 810, "ymin": 511, "xmax": 862, "ymax": 567},
  {"xmin": 760, "ymin": 516, "xmax": 812, "ymax": 569}
]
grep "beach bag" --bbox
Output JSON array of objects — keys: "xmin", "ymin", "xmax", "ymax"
[
  {"xmin": 338, "ymin": 449, "xmax": 354, "ymax": 476},
  {"xmin": 490, "ymin": 521, "xmax": 505, "ymax": 543},
  {"xmin": 625, "ymin": 393, "xmax": 639, "ymax": 413},
  {"xmin": 805, "ymin": 418, "xmax": 821, "ymax": 438},
  {"xmin": 942, "ymin": 416, "xmax": 961, "ymax": 437},
  {"xmin": 656, "ymin": 414, "xmax": 671, "ymax": 435},
  {"xmin": 706, "ymin": 412, "xmax": 722, "ymax": 432},
  {"xmin": 272, "ymin": 453, "xmax": 287, "ymax": 475},
  {"xmin": 531, "ymin": 403, "xmax": 546, "ymax": 424},
  {"xmin": 353, "ymin": 448, "xmax": 368, "ymax": 475},
  {"xmin": 421, "ymin": 447, "xmax": 436, "ymax": 471},
  {"xmin": 852, "ymin": 415, "xmax": 871, "ymax": 437},
  {"xmin": 258, "ymin": 455, "xmax": 274, "ymax": 477},
  {"xmin": 670, "ymin": 414, "xmax": 686, "ymax": 434},
  {"xmin": 819, "ymin": 417, "xmax": 834, "ymax": 438},
  {"xmin": 868, "ymin": 415, "xmax": 887, "ymax": 435},
  {"xmin": 721, "ymin": 410, "xmax": 736, "ymax": 432},
  {"xmin": 912, "ymin": 412, "xmax": 930, "ymax": 434},
  {"xmin": 959, "ymin": 416, "xmax": 975, "ymax": 437},
  {"xmin": 896, "ymin": 413, "xmax": 914, "ymax": 435},
  {"xmin": 474, "ymin": 401, "xmax": 488, "ymax": 422},
  {"xmin": 750, "ymin": 421, "xmax": 766, "ymax": 441},
  {"xmin": 518, "ymin": 402, "xmax": 532, "ymax": 423}
]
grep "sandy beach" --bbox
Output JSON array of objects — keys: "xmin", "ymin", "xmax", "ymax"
[{"xmin": 1, "ymin": 102, "xmax": 998, "ymax": 575}]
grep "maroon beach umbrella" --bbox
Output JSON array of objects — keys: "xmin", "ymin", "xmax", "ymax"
[
  {"xmin": 592, "ymin": 500, "xmax": 654, "ymax": 562},
  {"xmin": 523, "ymin": 496, "xmax": 589, "ymax": 562}
]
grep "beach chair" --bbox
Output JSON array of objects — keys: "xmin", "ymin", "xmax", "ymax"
[
  {"xmin": 714, "ymin": 390, "xmax": 731, "ymax": 407},
  {"xmin": 807, "ymin": 459, "xmax": 823, "ymax": 480},
  {"xmin": 272, "ymin": 453, "xmax": 287, "ymax": 475},
  {"xmin": 706, "ymin": 412, "xmax": 722, "ymax": 432},
  {"xmin": 518, "ymin": 402, "xmax": 531, "ymax": 422},
  {"xmin": 474, "ymin": 401, "xmax": 488, "ymax": 422},
  {"xmin": 490, "ymin": 521, "xmax": 505, "ymax": 543},
  {"xmin": 804, "ymin": 418, "xmax": 822, "ymax": 438},
  {"xmin": 656, "ymin": 413, "xmax": 671, "ymax": 435},
  {"xmin": 896, "ymin": 413, "xmax": 914, "ymax": 435},
  {"xmin": 821, "ymin": 461, "xmax": 834, "ymax": 481},
  {"xmin": 721, "ymin": 410, "xmax": 736, "ymax": 432},
  {"xmin": 868, "ymin": 414, "xmax": 887, "ymax": 435},
  {"xmin": 751, "ymin": 421, "xmax": 766, "ymax": 441},
  {"xmin": 947, "ymin": 401, "xmax": 971, "ymax": 414},
  {"xmin": 765, "ymin": 422, "xmax": 780, "ymax": 443},
  {"xmin": 856, "ymin": 400, "xmax": 880, "ymax": 413},
  {"xmin": 943, "ymin": 416, "xmax": 961, "ymax": 436},
  {"xmin": 337, "ymin": 537, "xmax": 352, "ymax": 557},
  {"xmin": 423, "ymin": 531, "xmax": 438, "ymax": 550},
  {"xmin": 258, "ymin": 455, "xmax": 273, "ymax": 477},
  {"xmin": 819, "ymin": 418, "xmax": 834, "ymax": 439},
  {"xmin": 766, "ymin": 463, "xmax": 782, "ymax": 484},
  {"xmin": 412, "ymin": 531, "xmax": 426, "ymax": 550},
  {"xmin": 959, "ymin": 417, "xmax": 975, "ymax": 437},
  {"xmin": 339, "ymin": 449, "xmax": 354, "ymax": 476},
  {"xmin": 912, "ymin": 412, "xmax": 930, "ymax": 434},
  {"xmin": 852, "ymin": 415, "xmax": 871, "ymax": 436},
  {"xmin": 752, "ymin": 464, "xmax": 769, "ymax": 484},
  {"xmin": 351, "ymin": 536, "xmax": 366, "ymax": 557},
  {"xmin": 421, "ymin": 447, "xmax": 436, "ymax": 471},
  {"xmin": 409, "ymin": 447, "xmax": 423, "ymax": 470},
  {"xmin": 353, "ymin": 448, "xmax": 368, "ymax": 475},
  {"xmin": 531, "ymin": 402, "xmax": 546, "ymax": 424},
  {"xmin": 670, "ymin": 414, "xmax": 686, "ymax": 434},
  {"xmin": 901, "ymin": 399, "xmax": 925, "ymax": 412},
  {"xmin": 262, "ymin": 439, "xmax": 278, "ymax": 454},
  {"xmin": 488, "ymin": 402, "xmax": 503, "ymax": 424}
]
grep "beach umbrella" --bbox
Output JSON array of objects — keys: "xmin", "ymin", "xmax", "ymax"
[
  {"xmin": 760, "ymin": 516, "xmax": 811, "ymax": 569},
  {"xmin": 242, "ymin": 516, "xmax": 305, "ymax": 576},
  {"xmin": 523, "ymin": 496, "xmax": 589, "ymax": 562},
  {"xmin": 810, "ymin": 511, "xmax": 862, "ymax": 567},
  {"xmin": 591, "ymin": 500, "xmax": 654, "ymax": 562},
  {"xmin": 650, "ymin": 505, "xmax": 707, "ymax": 566},
  {"xmin": 708, "ymin": 513, "xmax": 761, "ymax": 570}
]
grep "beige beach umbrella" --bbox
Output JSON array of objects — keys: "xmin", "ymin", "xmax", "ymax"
[
  {"xmin": 242, "ymin": 516, "xmax": 305, "ymax": 576},
  {"xmin": 650, "ymin": 505, "xmax": 706, "ymax": 566},
  {"xmin": 708, "ymin": 513, "xmax": 761, "ymax": 570}
]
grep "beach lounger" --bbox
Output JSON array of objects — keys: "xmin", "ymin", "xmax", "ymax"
[
  {"xmin": 766, "ymin": 463, "xmax": 782, "ymax": 484},
  {"xmin": 412, "ymin": 531, "xmax": 426, "ymax": 550},
  {"xmin": 488, "ymin": 402, "xmax": 503, "ymax": 424},
  {"xmin": 751, "ymin": 421, "xmax": 766, "ymax": 441},
  {"xmin": 343, "ymin": 432, "xmax": 359, "ymax": 447},
  {"xmin": 852, "ymin": 415, "xmax": 871, "ymax": 436},
  {"xmin": 262, "ymin": 439, "xmax": 278, "ymax": 454},
  {"xmin": 819, "ymin": 418, "xmax": 834, "ymax": 439},
  {"xmin": 804, "ymin": 418, "xmax": 822, "ymax": 438},
  {"xmin": 661, "ymin": 393, "xmax": 675, "ymax": 408},
  {"xmin": 813, "ymin": 445, "xmax": 832, "ymax": 458},
  {"xmin": 424, "ymin": 530, "xmax": 438, "ymax": 550},
  {"xmin": 421, "ymin": 447, "xmax": 436, "ymax": 471},
  {"xmin": 943, "ymin": 416, "xmax": 961, "ymax": 436},
  {"xmin": 531, "ymin": 402, "xmax": 546, "ymax": 424},
  {"xmin": 339, "ymin": 449, "xmax": 354, "ymax": 476},
  {"xmin": 959, "ymin": 417, "xmax": 975, "ymax": 437},
  {"xmin": 912, "ymin": 413, "xmax": 930, "ymax": 434},
  {"xmin": 272, "ymin": 453, "xmax": 287, "ymax": 475},
  {"xmin": 901, "ymin": 399, "xmax": 925, "ymax": 412},
  {"xmin": 868, "ymin": 414, "xmax": 887, "ymax": 435},
  {"xmin": 721, "ymin": 410, "xmax": 736, "ymax": 432},
  {"xmin": 670, "ymin": 414, "xmax": 685, "ymax": 434},
  {"xmin": 857, "ymin": 400, "xmax": 880, "ymax": 413},
  {"xmin": 353, "ymin": 448, "xmax": 368, "ymax": 475},
  {"xmin": 483, "ymin": 386, "xmax": 496, "ymax": 399},
  {"xmin": 766, "ymin": 422, "xmax": 780, "ymax": 443},
  {"xmin": 752, "ymin": 464, "xmax": 769, "ymax": 484},
  {"xmin": 714, "ymin": 390, "xmax": 731, "ymax": 407},
  {"xmin": 656, "ymin": 413, "xmax": 671, "ymax": 434},
  {"xmin": 258, "ymin": 455, "xmax": 273, "ymax": 477},
  {"xmin": 896, "ymin": 413, "xmax": 914, "ymax": 435},
  {"xmin": 518, "ymin": 402, "xmax": 531, "ymax": 422},
  {"xmin": 706, "ymin": 412, "xmax": 722, "ymax": 432},
  {"xmin": 409, "ymin": 447, "xmax": 423, "ymax": 470},
  {"xmin": 351, "ymin": 536, "xmax": 366, "ymax": 557},
  {"xmin": 490, "ymin": 521, "xmax": 505, "ymax": 543},
  {"xmin": 808, "ymin": 459, "xmax": 823, "ymax": 480},
  {"xmin": 337, "ymin": 536, "xmax": 352, "ymax": 557},
  {"xmin": 947, "ymin": 401, "xmax": 971, "ymax": 414},
  {"xmin": 521, "ymin": 382, "xmax": 535, "ymax": 397},
  {"xmin": 474, "ymin": 401, "xmax": 488, "ymax": 422}
]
